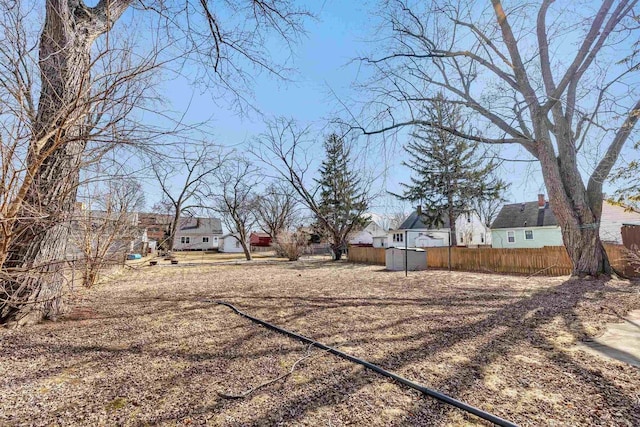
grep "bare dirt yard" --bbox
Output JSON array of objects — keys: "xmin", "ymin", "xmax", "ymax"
[{"xmin": 1, "ymin": 258, "xmax": 639, "ymax": 426}]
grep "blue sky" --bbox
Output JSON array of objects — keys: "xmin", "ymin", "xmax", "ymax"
[{"xmin": 129, "ymin": 0, "xmax": 636, "ymax": 215}]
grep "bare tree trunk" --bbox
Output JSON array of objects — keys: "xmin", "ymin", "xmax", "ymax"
[
  {"xmin": 0, "ymin": 1, "xmax": 130, "ymax": 327},
  {"xmin": 168, "ymin": 209, "xmax": 182, "ymax": 252},
  {"xmin": 239, "ymin": 236, "xmax": 253, "ymax": 261},
  {"xmin": 330, "ymin": 239, "xmax": 343, "ymax": 261},
  {"xmin": 538, "ymin": 130, "xmax": 611, "ymax": 277}
]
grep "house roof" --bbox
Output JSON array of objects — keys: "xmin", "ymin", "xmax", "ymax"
[
  {"xmin": 178, "ymin": 217, "xmax": 223, "ymax": 234},
  {"xmin": 398, "ymin": 210, "xmax": 451, "ymax": 230},
  {"xmin": 491, "ymin": 201, "xmax": 558, "ymax": 229},
  {"xmin": 250, "ymin": 232, "xmax": 271, "ymax": 238}
]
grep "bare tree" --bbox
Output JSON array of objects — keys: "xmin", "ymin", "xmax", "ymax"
[
  {"xmin": 207, "ymin": 158, "xmax": 258, "ymax": 261},
  {"xmin": 0, "ymin": 1, "xmax": 164, "ymax": 326},
  {"xmin": 253, "ymin": 117, "xmax": 373, "ymax": 260},
  {"xmin": 0, "ymin": 0, "xmax": 309, "ymax": 326},
  {"xmin": 71, "ymin": 178, "xmax": 145, "ymax": 288},
  {"xmin": 255, "ymin": 182, "xmax": 300, "ymax": 239},
  {"xmin": 355, "ymin": 0, "xmax": 640, "ymax": 276},
  {"xmin": 151, "ymin": 143, "xmax": 224, "ymax": 251},
  {"xmin": 472, "ymin": 197, "xmax": 506, "ymax": 229},
  {"xmin": 385, "ymin": 211, "xmax": 410, "ymax": 231}
]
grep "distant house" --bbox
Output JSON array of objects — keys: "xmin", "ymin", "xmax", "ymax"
[
  {"xmin": 388, "ymin": 209, "xmax": 490, "ymax": 248},
  {"xmin": 599, "ymin": 201, "xmax": 640, "ymax": 244},
  {"xmin": 67, "ymin": 208, "xmax": 145, "ymax": 258},
  {"xmin": 491, "ymin": 195, "xmax": 640, "ymax": 248},
  {"xmin": 138, "ymin": 213, "xmax": 172, "ymax": 243},
  {"xmin": 454, "ymin": 211, "xmax": 491, "ymax": 247},
  {"xmin": 173, "ymin": 217, "xmax": 223, "ymax": 251},
  {"xmin": 389, "ymin": 210, "xmax": 451, "ymax": 248},
  {"xmin": 250, "ymin": 232, "xmax": 272, "ymax": 247},
  {"xmin": 349, "ymin": 220, "xmax": 387, "ymax": 247},
  {"xmin": 491, "ymin": 195, "xmax": 562, "ymax": 248},
  {"xmin": 219, "ymin": 232, "xmax": 248, "ymax": 253}
]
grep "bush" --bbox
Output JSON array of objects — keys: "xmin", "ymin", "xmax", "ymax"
[{"xmin": 273, "ymin": 232, "xmax": 308, "ymax": 261}]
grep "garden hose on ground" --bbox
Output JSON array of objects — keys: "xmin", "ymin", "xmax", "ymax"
[{"xmin": 210, "ymin": 300, "xmax": 519, "ymax": 427}]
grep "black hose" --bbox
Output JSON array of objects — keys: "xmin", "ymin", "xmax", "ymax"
[{"xmin": 212, "ymin": 300, "xmax": 519, "ymax": 427}]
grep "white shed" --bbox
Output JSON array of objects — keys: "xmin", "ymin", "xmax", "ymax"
[
  {"xmin": 219, "ymin": 233, "xmax": 247, "ymax": 253},
  {"xmin": 385, "ymin": 247, "xmax": 427, "ymax": 271}
]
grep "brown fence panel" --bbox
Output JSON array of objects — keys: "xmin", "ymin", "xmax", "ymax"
[
  {"xmin": 604, "ymin": 243, "xmax": 639, "ymax": 278},
  {"xmin": 348, "ymin": 244, "xmax": 637, "ymax": 277},
  {"xmin": 424, "ymin": 246, "xmax": 573, "ymax": 275},
  {"xmin": 348, "ymin": 246, "xmax": 386, "ymax": 265},
  {"xmin": 621, "ymin": 225, "xmax": 640, "ymax": 250}
]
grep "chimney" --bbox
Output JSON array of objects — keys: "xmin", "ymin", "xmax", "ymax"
[
  {"xmin": 417, "ymin": 205, "xmax": 422, "ymax": 216},
  {"xmin": 538, "ymin": 194, "xmax": 545, "ymax": 208}
]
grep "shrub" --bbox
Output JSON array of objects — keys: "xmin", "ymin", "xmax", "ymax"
[{"xmin": 273, "ymin": 231, "xmax": 308, "ymax": 261}]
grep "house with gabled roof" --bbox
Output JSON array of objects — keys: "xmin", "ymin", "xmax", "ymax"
[
  {"xmin": 491, "ymin": 195, "xmax": 562, "ymax": 248},
  {"xmin": 349, "ymin": 220, "xmax": 388, "ymax": 247},
  {"xmin": 173, "ymin": 217, "xmax": 223, "ymax": 251},
  {"xmin": 387, "ymin": 208, "xmax": 490, "ymax": 248},
  {"xmin": 491, "ymin": 195, "xmax": 640, "ymax": 248},
  {"xmin": 389, "ymin": 210, "xmax": 452, "ymax": 248}
]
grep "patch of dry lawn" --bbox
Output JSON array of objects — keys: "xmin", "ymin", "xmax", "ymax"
[{"xmin": 1, "ymin": 259, "xmax": 639, "ymax": 426}]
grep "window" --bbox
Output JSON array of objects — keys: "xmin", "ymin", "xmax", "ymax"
[
  {"xmin": 480, "ymin": 233, "xmax": 485, "ymax": 243},
  {"xmin": 181, "ymin": 236, "xmax": 190, "ymax": 244},
  {"xmin": 235, "ymin": 240, "xmax": 241, "ymax": 248},
  {"xmin": 507, "ymin": 231, "xmax": 515, "ymax": 244},
  {"xmin": 393, "ymin": 233, "xmax": 404, "ymax": 243},
  {"xmin": 525, "ymin": 230, "xmax": 534, "ymax": 240},
  {"xmin": 459, "ymin": 234, "xmax": 464, "ymax": 243},
  {"xmin": 202, "ymin": 237, "xmax": 209, "ymax": 243},
  {"xmin": 467, "ymin": 213, "xmax": 471, "ymax": 223}
]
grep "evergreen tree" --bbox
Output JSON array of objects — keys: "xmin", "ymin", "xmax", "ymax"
[
  {"xmin": 396, "ymin": 96, "xmax": 506, "ymax": 246},
  {"xmin": 315, "ymin": 134, "xmax": 369, "ymax": 260}
]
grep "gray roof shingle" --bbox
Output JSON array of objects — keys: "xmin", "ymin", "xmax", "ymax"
[
  {"xmin": 178, "ymin": 217, "xmax": 223, "ymax": 234},
  {"xmin": 398, "ymin": 210, "xmax": 451, "ymax": 230},
  {"xmin": 491, "ymin": 201, "xmax": 558, "ymax": 229}
]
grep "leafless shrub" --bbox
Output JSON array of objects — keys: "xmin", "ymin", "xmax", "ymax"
[
  {"xmin": 71, "ymin": 178, "xmax": 145, "ymax": 288},
  {"xmin": 273, "ymin": 231, "xmax": 308, "ymax": 261}
]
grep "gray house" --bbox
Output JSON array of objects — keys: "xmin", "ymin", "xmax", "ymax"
[
  {"xmin": 173, "ymin": 217, "xmax": 223, "ymax": 251},
  {"xmin": 389, "ymin": 210, "xmax": 452, "ymax": 248}
]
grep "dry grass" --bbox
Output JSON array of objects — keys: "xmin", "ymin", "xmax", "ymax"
[{"xmin": 1, "ymin": 258, "xmax": 639, "ymax": 426}]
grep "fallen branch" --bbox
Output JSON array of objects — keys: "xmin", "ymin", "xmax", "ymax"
[
  {"xmin": 217, "ymin": 343, "xmax": 321, "ymax": 399},
  {"xmin": 526, "ymin": 264, "xmax": 558, "ymax": 279}
]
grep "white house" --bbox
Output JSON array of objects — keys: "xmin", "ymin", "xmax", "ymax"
[
  {"xmin": 349, "ymin": 220, "xmax": 388, "ymax": 247},
  {"xmin": 173, "ymin": 217, "xmax": 223, "ymax": 251},
  {"xmin": 455, "ymin": 211, "xmax": 492, "ymax": 247},
  {"xmin": 599, "ymin": 201, "xmax": 640, "ymax": 244},
  {"xmin": 372, "ymin": 235, "xmax": 389, "ymax": 248},
  {"xmin": 219, "ymin": 232, "xmax": 249, "ymax": 253},
  {"xmin": 389, "ymin": 210, "xmax": 451, "ymax": 248}
]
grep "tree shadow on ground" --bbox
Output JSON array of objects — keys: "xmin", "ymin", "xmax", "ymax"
[
  {"xmin": 3, "ymin": 270, "xmax": 639, "ymax": 426},
  {"xmin": 222, "ymin": 278, "xmax": 640, "ymax": 426}
]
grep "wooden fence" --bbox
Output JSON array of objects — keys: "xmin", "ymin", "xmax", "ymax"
[{"xmin": 348, "ymin": 244, "xmax": 637, "ymax": 277}]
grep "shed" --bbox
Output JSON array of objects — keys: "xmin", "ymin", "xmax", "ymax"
[{"xmin": 385, "ymin": 247, "xmax": 427, "ymax": 271}]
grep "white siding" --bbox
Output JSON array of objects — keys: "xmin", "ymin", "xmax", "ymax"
[
  {"xmin": 600, "ymin": 202, "xmax": 640, "ymax": 244},
  {"xmin": 455, "ymin": 212, "xmax": 492, "ymax": 246},
  {"xmin": 219, "ymin": 234, "xmax": 247, "ymax": 253}
]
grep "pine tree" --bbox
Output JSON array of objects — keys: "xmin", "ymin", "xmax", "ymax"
[
  {"xmin": 315, "ymin": 134, "xmax": 369, "ymax": 260},
  {"xmin": 396, "ymin": 96, "xmax": 506, "ymax": 246}
]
